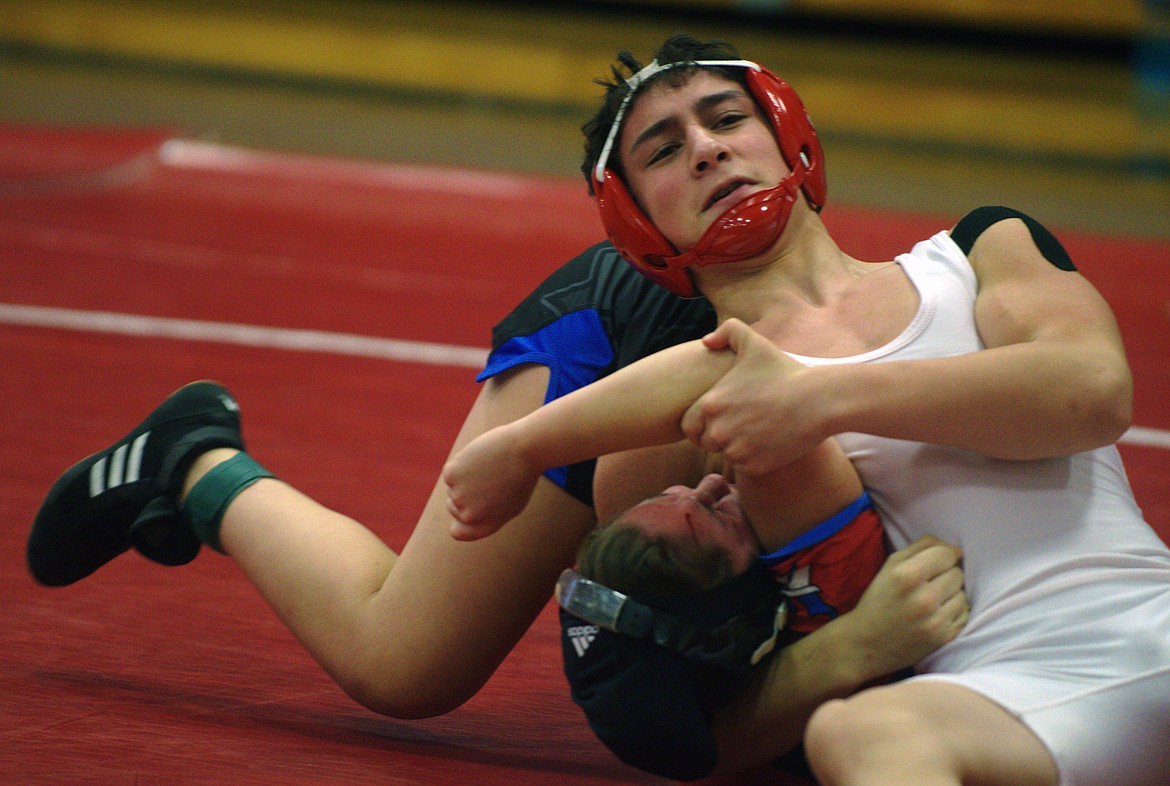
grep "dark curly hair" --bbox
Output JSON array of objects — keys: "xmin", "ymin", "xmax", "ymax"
[{"xmin": 580, "ymin": 34, "xmax": 752, "ymax": 195}]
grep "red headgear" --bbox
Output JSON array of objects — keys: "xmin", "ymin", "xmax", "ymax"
[{"xmin": 592, "ymin": 60, "xmax": 826, "ymax": 297}]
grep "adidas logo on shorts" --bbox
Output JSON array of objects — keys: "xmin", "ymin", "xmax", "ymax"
[{"xmin": 566, "ymin": 624, "xmax": 600, "ymax": 657}]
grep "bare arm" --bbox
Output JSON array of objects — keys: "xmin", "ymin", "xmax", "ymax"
[
  {"xmin": 684, "ymin": 219, "xmax": 1133, "ymax": 474},
  {"xmin": 445, "ymin": 334, "xmax": 865, "ymax": 544},
  {"xmin": 709, "ymin": 535, "xmax": 969, "ymax": 773},
  {"xmin": 829, "ymin": 220, "xmax": 1130, "ymax": 455},
  {"xmin": 504, "ymin": 339, "xmax": 737, "ymax": 467},
  {"xmin": 443, "ymin": 339, "xmax": 737, "ymax": 539}
]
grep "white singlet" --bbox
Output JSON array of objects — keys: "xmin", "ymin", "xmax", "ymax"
[{"xmin": 791, "ymin": 230, "xmax": 1170, "ymax": 786}]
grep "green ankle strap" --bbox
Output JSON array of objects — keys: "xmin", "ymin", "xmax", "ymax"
[{"xmin": 182, "ymin": 453, "xmax": 275, "ymax": 553}]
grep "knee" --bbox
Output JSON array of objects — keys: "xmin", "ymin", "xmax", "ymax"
[
  {"xmin": 805, "ymin": 691, "xmax": 937, "ymax": 784},
  {"xmin": 334, "ymin": 658, "xmax": 485, "ymax": 720},
  {"xmin": 342, "ymin": 682, "xmax": 458, "ymax": 720},
  {"xmin": 805, "ymin": 698, "xmax": 863, "ymax": 783}
]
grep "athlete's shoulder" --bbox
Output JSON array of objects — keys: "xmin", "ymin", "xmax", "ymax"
[
  {"xmin": 495, "ymin": 241, "xmax": 634, "ymax": 325},
  {"xmin": 950, "ymin": 206, "xmax": 1075, "ymax": 271},
  {"xmin": 523, "ymin": 240, "xmax": 675, "ymax": 311},
  {"xmin": 490, "ymin": 240, "xmax": 715, "ymax": 361}
]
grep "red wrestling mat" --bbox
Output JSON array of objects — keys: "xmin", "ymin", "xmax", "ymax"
[{"xmin": 1, "ymin": 125, "xmax": 1167, "ymax": 785}]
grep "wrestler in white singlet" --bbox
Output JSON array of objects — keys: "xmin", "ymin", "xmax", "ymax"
[{"xmin": 793, "ymin": 231, "xmax": 1170, "ymax": 786}]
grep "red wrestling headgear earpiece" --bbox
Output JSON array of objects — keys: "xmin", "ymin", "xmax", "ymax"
[{"xmin": 593, "ymin": 59, "xmax": 826, "ymax": 297}]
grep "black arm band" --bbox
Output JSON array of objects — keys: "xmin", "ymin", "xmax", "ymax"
[{"xmin": 951, "ymin": 206, "xmax": 1076, "ymax": 271}]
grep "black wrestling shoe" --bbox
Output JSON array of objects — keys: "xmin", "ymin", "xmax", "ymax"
[{"xmin": 27, "ymin": 381, "xmax": 244, "ymax": 586}]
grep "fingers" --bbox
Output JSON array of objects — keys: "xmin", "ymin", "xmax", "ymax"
[
  {"xmin": 449, "ymin": 520, "xmax": 489, "ymax": 542},
  {"xmin": 700, "ymin": 317, "xmax": 752, "ymax": 351},
  {"xmin": 887, "ymin": 534, "xmax": 962, "ymax": 571},
  {"xmin": 894, "ymin": 533, "xmax": 959, "ymax": 560},
  {"xmin": 444, "ymin": 480, "xmax": 484, "ymax": 537},
  {"xmin": 932, "ymin": 561, "xmax": 965, "ymax": 601},
  {"xmin": 880, "ymin": 533, "xmax": 969, "ymax": 622},
  {"xmin": 700, "ymin": 320, "xmax": 732, "ymax": 351},
  {"xmin": 903, "ymin": 537, "xmax": 969, "ymax": 643},
  {"xmin": 446, "ymin": 498, "xmax": 500, "ymax": 542},
  {"xmin": 681, "ymin": 397, "xmax": 704, "ymax": 441},
  {"xmin": 445, "ymin": 496, "xmax": 473, "ymax": 536},
  {"xmin": 937, "ymin": 583, "xmax": 971, "ymax": 641},
  {"xmin": 681, "ymin": 397, "xmax": 720, "ymax": 453}
]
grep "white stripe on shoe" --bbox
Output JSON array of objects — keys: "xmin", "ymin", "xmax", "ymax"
[
  {"xmin": 87, "ymin": 432, "xmax": 151, "ymax": 497},
  {"xmin": 89, "ymin": 456, "xmax": 107, "ymax": 497},
  {"xmin": 126, "ymin": 432, "xmax": 149, "ymax": 484}
]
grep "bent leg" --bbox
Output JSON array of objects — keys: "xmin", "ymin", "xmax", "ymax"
[
  {"xmin": 185, "ymin": 364, "xmax": 596, "ymax": 718},
  {"xmin": 804, "ymin": 680, "xmax": 1058, "ymax": 786}
]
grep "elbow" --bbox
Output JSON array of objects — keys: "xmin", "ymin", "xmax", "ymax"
[
  {"xmin": 1099, "ymin": 398, "xmax": 1133, "ymax": 447},
  {"xmin": 1012, "ymin": 358, "xmax": 1133, "ymax": 460},
  {"xmin": 1098, "ymin": 362, "xmax": 1133, "ymax": 442},
  {"xmin": 1078, "ymin": 362, "xmax": 1133, "ymax": 448}
]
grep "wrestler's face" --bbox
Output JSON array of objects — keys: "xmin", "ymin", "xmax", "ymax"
[
  {"xmin": 618, "ymin": 70, "xmax": 788, "ymax": 251},
  {"xmin": 620, "ymin": 473, "xmax": 758, "ymax": 576}
]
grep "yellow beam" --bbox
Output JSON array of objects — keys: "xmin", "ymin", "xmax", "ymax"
[
  {"xmin": 0, "ymin": 0, "xmax": 1160, "ymax": 161},
  {"xmin": 0, "ymin": 0, "xmax": 616, "ymax": 105}
]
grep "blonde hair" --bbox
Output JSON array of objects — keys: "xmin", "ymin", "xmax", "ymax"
[{"xmin": 576, "ymin": 519, "xmax": 737, "ymax": 597}]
